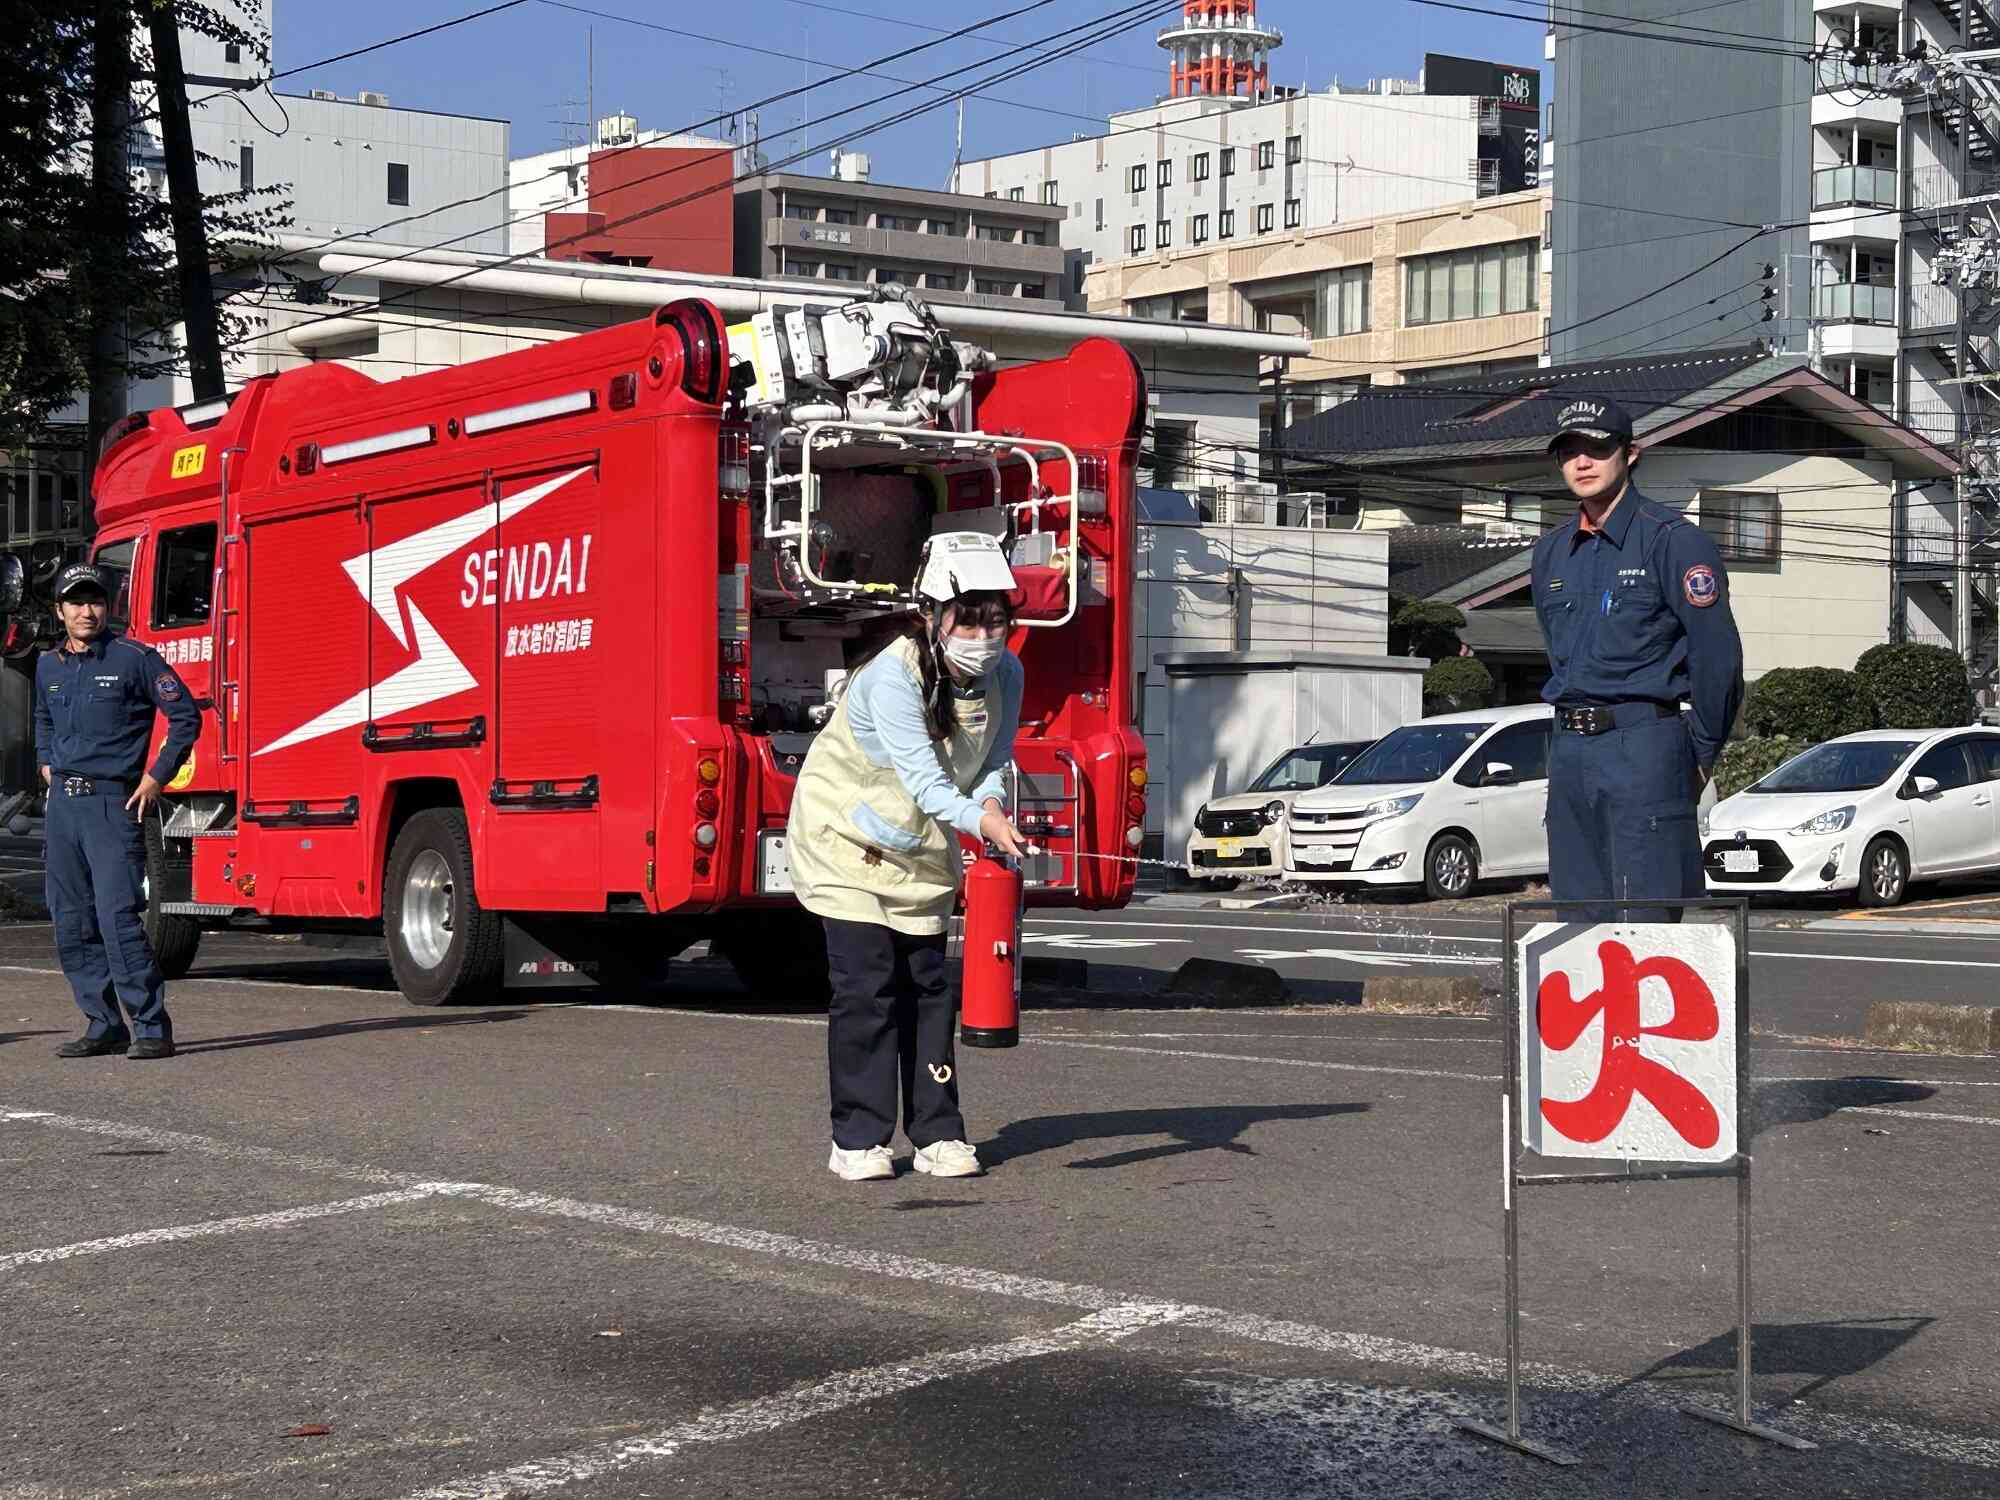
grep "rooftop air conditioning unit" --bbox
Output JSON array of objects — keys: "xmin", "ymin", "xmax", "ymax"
[
  {"xmin": 357, "ymin": 91, "xmax": 389, "ymax": 107},
  {"xmin": 309, "ymin": 89, "xmax": 336, "ymax": 101},
  {"xmin": 1280, "ymin": 492, "xmax": 1330, "ymax": 528}
]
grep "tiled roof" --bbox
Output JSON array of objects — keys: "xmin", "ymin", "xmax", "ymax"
[{"xmin": 1388, "ymin": 523, "xmax": 1536, "ymax": 601}]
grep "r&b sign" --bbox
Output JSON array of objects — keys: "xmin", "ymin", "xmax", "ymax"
[{"xmin": 1517, "ymin": 924, "xmax": 1737, "ymax": 1163}]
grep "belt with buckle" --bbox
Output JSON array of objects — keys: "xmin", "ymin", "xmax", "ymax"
[
  {"xmin": 55, "ymin": 774, "xmax": 128, "ymax": 797},
  {"xmin": 1555, "ymin": 702, "xmax": 1678, "ymax": 736}
]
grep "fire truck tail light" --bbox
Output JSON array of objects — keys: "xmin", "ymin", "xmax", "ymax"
[
  {"xmin": 693, "ymin": 854, "xmax": 712, "ymax": 876},
  {"xmin": 1126, "ymin": 793, "xmax": 1146, "ymax": 819},
  {"xmin": 608, "ymin": 372, "xmax": 639, "ymax": 410},
  {"xmin": 177, "ymin": 395, "xmax": 232, "ymax": 429},
  {"xmin": 696, "ymin": 757, "xmax": 721, "ymax": 785},
  {"xmin": 692, "ymin": 822, "xmax": 718, "ymax": 849},
  {"xmin": 1125, "ymin": 827, "xmax": 1144, "ymax": 849},
  {"xmin": 1076, "ymin": 454, "xmax": 1108, "ymax": 516},
  {"xmin": 657, "ymin": 300, "xmax": 726, "ymax": 405},
  {"xmin": 464, "ymin": 389, "xmax": 597, "ymax": 435},
  {"xmin": 1128, "ymin": 767, "xmax": 1148, "ymax": 789},
  {"xmin": 322, "ymin": 424, "xmax": 435, "ymax": 466},
  {"xmin": 695, "ymin": 789, "xmax": 720, "ymax": 817}
]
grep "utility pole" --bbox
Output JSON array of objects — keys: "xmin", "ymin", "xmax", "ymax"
[
  {"xmin": 147, "ymin": 3, "xmax": 225, "ymax": 402},
  {"xmin": 84, "ymin": 0, "xmax": 134, "ymax": 539}
]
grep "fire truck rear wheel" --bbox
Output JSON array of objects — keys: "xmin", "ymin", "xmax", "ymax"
[
  {"xmin": 142, "ymin": 818, "xmax": 201, "ymax": 981},
  {"xmin": 384, "ymin": 809, "xmax": 503, "ymax": 1005}
]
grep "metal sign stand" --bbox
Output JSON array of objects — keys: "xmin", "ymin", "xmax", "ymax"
[{"xmin": 1455, "ymin": 897, "xmax": 1815, "ymax": 1465}]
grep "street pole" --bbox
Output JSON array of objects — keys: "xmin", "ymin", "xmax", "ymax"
[
  {"xmin": 147, "ymin": 3, "xmax": 225, "ymax": 402},
  {"xmin": 84, "ymin": 0, "xmax": 134, "ymax": 541}
]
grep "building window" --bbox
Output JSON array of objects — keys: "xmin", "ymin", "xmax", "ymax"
[
  {"xmin": 1219, "ymin": 208, "xmax": 1236, "ymax": 239},
  {"xmin": 152, "ymin": 524, "xmax": 217, "ymax": 629},
  {"xmin": 1156, "ymin": 219, "xmax": 1171, "ymax": 248},
  {"xmin": 1021, "ymin": 280, "xmax": 1045, "ymax": 299},
  {"xmin": 926, "ymin": 218, "xmax": 956, "ymax": 235},
  {"xmin": 1041, "ymin": 180, "xmax": 1059, "ymax": 203},
  {"xmin": 1285, "ymin": 134, "xmax": 1302, "ymax": 164},
  {"xmin": 878, "ymin": 213, "xmax": 919, "ymax": 232},
  {"xmin": 1193, "ymin": 152, "xmax": 1210, "ymax": 181},
  {"xmin": 785, "ymin": 257, "xmax": 819, "ymax": 277},
  {"xmin": 387, "ymin": 162, "xmax": 410, "ymax": 206},
  {"xmin": 1129, "ymin": 223, "xmax": 1147, "ymax": 253},
  {"xmin": 1258, "ymin": 140, "xmax": 1275, "ymax": 170},
  {"xmin": 824, "ymin": 262, "xmax": 858, "ymax": 281},
  {"xmin": 224, "ymin": 41, "xmax": 241, "ymax": 63},
  {"xmin": 975, "ymin": 224, "xmax": 1015, "ymax": 242},
  {"xmin": 1158, "ymin": 158, "xmax": 1172, "ymax": 186},
  {"xmin": 1192, "ymin": 213, "xmax": 1210, "ymax": 244},
  {"xmin": 1151, "ymin": 420, "xmax": 1194, "ymax": 489},
  {"xmin": 1283, "ymin": 198, "xmax": 1301, "ymax": 228},
  {"xmin": 1220, "ymin": 147, "xmax": 1236, "ymax": 176},
  {"xmin": 1699, "ymin": 491, "xmax": 1781, "ymax": 564},
  {"xmin": 239, "ymin": 144, "xmax": 254, "ymax": 192},
  {"xmin": 1256, "ymin": 203, "xmax": 1274, "ymax": 233},
  {"xmin": 825, "ymin": 208, "xmax": 856, "ymax": 225},
  {"xmin": 1254, "ymin": 296, "xmax": 1316, "ymax": 338},
  {"xmin": 1022, "ymin": 228, "xmax": 1046, "ymax": 245},
  {"xmin": 1007, "ymin": 186, "xmax": 1025, "ymax": 201},
  {"xmin": 976, "ymin": 278, "xmax": 1013, "ymax": 295},
  {"xmin": 1403, "ymin": 239, "xmax": 1541, "ymax": 326},
  {"xmin": 1329, "ymin": 264, "xmax": 1372, "ymax": 335},
  {"xmin": 1094, "ymin": 197, "xmax": 1105, "ymax": 231},
  {"xmin": 788, "ymin": 203, "xmax": 818, "ymax": 221},
  {"xmin": 1130, "ymin": 163, "xmax": 1147, "ymax": 192},
  {"xmin": 924, "ymin": 271, "xmax": 959, "ymax": 290}
]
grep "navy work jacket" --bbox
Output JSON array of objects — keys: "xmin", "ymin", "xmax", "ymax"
[
  {"xmin": 33, "ymin": 635, "xmax": 200, "ymax": 785},
  {"xmin": 1530, "ymin": 484, "xmax": 1745, "ymax": 769}
]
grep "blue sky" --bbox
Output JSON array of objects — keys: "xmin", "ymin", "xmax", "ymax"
[{"xmin": 270, "ymin": 0, "xmax": 1545, "ymax": 184}]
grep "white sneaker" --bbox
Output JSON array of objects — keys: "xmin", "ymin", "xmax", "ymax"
[
  {"xmin": 912, "ymin": 1140, "xmax": 983, "ymax": 1178},
  {"xmin": 828, "ymin": 1143, "xmax": 895, "ymax": 1181}
]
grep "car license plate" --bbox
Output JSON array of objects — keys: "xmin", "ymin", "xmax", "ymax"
[
  {"xmin": 757, "ymin": 831, "xmax": 794, "ymax": 893},
  {"xmin": 1722, "ymin": 849, "xmax": 1760, "ymax": 874},
  {"xmin": 1295, "ymin": 846, "xmax": 1336, "ymax": 866},
  {"xmin": 1214, "ymin": 838, "xmax": 1244, "ymax": 859}
]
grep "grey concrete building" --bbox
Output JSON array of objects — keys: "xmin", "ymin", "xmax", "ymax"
[
  {"xmin": 1547, "ymin": 0, "xmax": 1812, "ymax": 367},
  {"xmin": 733, "ymin": 169, "xmax": 1067, "ymax": 309}
]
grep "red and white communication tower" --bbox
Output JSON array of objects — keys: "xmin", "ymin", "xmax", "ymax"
[{"xmin": 1159, "ymin": 0, "xmax": 1284, "ymax": 100}]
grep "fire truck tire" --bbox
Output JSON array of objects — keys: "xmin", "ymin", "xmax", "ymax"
[
  {"xmin": 384, "ymin": 809, "xmax": 503, "ymax": 1005},
  {"xmin": 712, "ymin": 911, "xmax": 831, "ymax": 1006},
  {"xmin": 142, "ymin": 819, "xmax": 201, "ymax": 981}
]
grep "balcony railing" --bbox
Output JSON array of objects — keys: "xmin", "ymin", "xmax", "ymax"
[
  {"xmin": 1813, "ymin": 164, "xmax": 1898, "ymax": 210},
  {"xmin": 1910, "ymin": 162, "xmax": 2000, "ymax": 210},
  {"xmin": 1908, "ymin": 281, "xmax": 1962, "ymax": 331},
  {"xmin": 1815, "ymin": 280, "xmax": 1898, "ymax": 323},
  {"xmin": 1815, "ymin": 56, "xmax": 1885, "ymax": 94}
]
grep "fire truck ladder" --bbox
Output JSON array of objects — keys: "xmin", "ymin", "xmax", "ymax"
[{"xmin": 762, "ymin": 423, "xmax": 1080, "ymax": 626}]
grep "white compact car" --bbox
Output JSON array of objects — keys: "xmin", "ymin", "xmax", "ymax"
[
  {"xmin": 1703, "ymin": 727, "xmax": 2000, "ymax": 906},
  {"xmin": 1186, "ymin": 740, "xmax": 1373, "ymax": 882},
  {"xmin": 1285, "ymin": 704, "xmax": 1554, "ymax": 899}
]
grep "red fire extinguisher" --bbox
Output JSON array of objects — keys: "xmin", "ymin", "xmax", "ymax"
[{"xmin": 960, "ymin": 850, "xmax": 1022, "ymax": 1048}]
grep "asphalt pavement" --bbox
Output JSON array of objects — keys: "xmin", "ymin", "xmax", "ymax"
[{"xmin": 1, "ymin": 906, "xmax": 1996, "ymax": 1498}]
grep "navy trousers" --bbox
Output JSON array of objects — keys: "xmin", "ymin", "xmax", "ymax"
[
  {"xmin": 45, "ymin": 785, "xmax": 171, "ymax": 1041},
  {"xmin": 823, "ymin": 918, "xmax": 963, "ymax": 1151},
  {"xmin": 1546, "ymin": 709, "xmax": 1704, "ymax": 924}
]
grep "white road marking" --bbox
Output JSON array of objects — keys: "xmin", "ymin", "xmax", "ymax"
[
  {"xmin": 0, "ymin": 961, "xmax": 395, "ymax": 999},
  {"xmin": 1846, "ymin": 1106, "xmax": 2000, "ymax": 1127},
  {"xmin": 1021, "ymin": 932, "xmax": 1190, "ymax": 951},
  {"xmin": 396, "ymin": 1303, "xmax": 1186, "ymax": 1500},
  {"xmin": 1234, "ymin": 946, "xmax": 1487, "ymax": 968},
  {"xmin": 6, "ymin": 1108, "xmax": 1995, "ymax": 1474},
  {"xmin": 0, "ymin": 1187, "xmax": 441, "ymax": 1272},
  {"xmin": 1029, "ymin": 918, "xmax": 1502, "ymax": 945}
]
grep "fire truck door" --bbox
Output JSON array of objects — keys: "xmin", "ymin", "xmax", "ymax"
[{"xmin": 487, "ymin": 458, "xmax": 603, "ymax": 903}]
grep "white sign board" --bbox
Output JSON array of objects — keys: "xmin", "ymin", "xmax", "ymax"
[{"xmin": 1518, "ymin": 923, "xmax": 1738, "ymax": 1163}]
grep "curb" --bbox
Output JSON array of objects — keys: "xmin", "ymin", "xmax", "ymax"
[
  {"xmin": 1216, "ymin": 891, "xmax": 1311, "ymax": 912},
  {"xmin": 1359, "ymin": 975, "xmax": 1491, "ymax": 1016},
  {"xmin": 1807, "ymin": 917, "xmax": 2000, "ymax": 937},
  {"xmin": 1862, "ymin": 1001, "xmax": 1999, "ymax": 1054}
]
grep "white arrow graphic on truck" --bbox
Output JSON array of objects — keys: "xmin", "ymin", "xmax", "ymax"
[{"xmin": 255, "ymin": 465, "xmax": 591, "ymax": 757}]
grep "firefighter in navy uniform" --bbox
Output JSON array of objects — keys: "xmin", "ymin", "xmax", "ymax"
[
  {"xmin": 33, "ymin": 564, "xmax": 200, "ymax": 1059},
  {"xmin": 1532, "ymin": 399, "xmax": 1744, "ymax": 921}
]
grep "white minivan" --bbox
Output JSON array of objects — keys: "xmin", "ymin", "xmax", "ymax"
[{"xmin": 1285, "ymin": 704, "xmax": 1554, "ymax": 899}]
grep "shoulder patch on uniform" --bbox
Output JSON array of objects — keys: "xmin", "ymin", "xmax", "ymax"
[
  {"xmin": 154, "ymin": 672, "xmax": 183, "ymax": 700},
  {"xmin": 1682, "ymin": 563, "xmax": 1719, "ymax": 609}
]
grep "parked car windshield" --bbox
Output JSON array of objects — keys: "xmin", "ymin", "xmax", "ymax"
[
  {"xmin": 1750, "ymin": 740, "xmax": 1921, "ymax": 794},
  {"xmin": 1249, "ymin": 742, "xmax": 1366, "ymax": 793},
  {"xmin": 1330, "ymin": 724, "xmax": 1492, "ymax": 786}
]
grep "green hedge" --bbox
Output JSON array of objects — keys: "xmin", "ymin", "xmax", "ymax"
[
  {"xmin": 1713, "ymin": 735, "xmax": 1807, "ymax": 799},
  {"xmin": 1742, "ymin": 667, "xmax": 1877, "ymax": 743},
  {"xmin": 1423, "ymin": 656, "xmax": 1493, "ymax": 713},
  {"xmin": 1854, "ymin": 643, "xmax": 1975, "ymax": 730}
]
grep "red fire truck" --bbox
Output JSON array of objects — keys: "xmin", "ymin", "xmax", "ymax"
[{"xmin": 86, "ymin": 291, "xmax": 1147, "ymax": 1003}]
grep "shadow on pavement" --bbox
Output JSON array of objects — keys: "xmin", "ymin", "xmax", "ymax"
[
  {"xmin": 192, "ymin": 958, "xmax": 402, "ymax": 991},
  {"xmin": 178, "ymin": 1010, "xmax": 532, "ymax": 1054},
  {"xmin": 0, "ymin": 1029, "xmax": 62, "ymax": 1046},
  {"xmin": 1630, "ymin": 1316, "xmax": 1935, "ymax": 1405},
  {"xmin": 983, "ymin": 1102, "xmax": 1371, "ymax": 1170},
  {"xmin": 1750, "ymin": 1076, "xmax": 1937, "ymax": 1138}
]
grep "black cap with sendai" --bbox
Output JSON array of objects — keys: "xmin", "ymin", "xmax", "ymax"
[
  {"xmin": 54, "ymin": 563, "xmax": 107, "ymax": 600},
  {"xmin": 1546, "ymin": 396, "xmax": 1634, "ymax": 452}
]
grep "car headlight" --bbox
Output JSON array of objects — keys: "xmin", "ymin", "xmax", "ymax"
[
  {"xmin": 1791, "ymin": 805, "xmax": 1855, "ymax": 836},
  {"xmin": 1363, "ymin": 794, "xmax": 1423, "ymax": 821},
  {"xmin": 1698, "ymin": 806, "xmax": 1711, "ymax": 839},
  {"xmin": 1195, "ymin": 804, "xmax": 1208, "ymax": 823},
  {"xmin": 1261, "ymin": 800, "xmax": 1285, "ymax": 826}
]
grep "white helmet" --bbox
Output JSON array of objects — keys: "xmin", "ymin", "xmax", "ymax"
[{"xmin": 914, "ymin": 530, "xmax": 1016, "ymax": 606}]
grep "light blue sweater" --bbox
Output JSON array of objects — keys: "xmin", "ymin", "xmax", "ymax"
[{"xmin": 844, "ymin": 644, "xmax": 1024, "ymax": 839}]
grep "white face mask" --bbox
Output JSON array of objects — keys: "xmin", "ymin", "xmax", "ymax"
[{"xmin": 941, "ymin": 632, "xmax": 1004, "ymax": 678}]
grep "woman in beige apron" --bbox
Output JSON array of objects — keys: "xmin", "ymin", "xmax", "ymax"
[{"xmin": 787, "ymin": 533, "xmax": 1033, "ymax": 1182}]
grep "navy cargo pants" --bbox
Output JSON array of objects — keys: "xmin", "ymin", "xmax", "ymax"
[
  {"xmin": 45, "ymin": 782, "xmax": 172, "ymax": 1042},
  {"xmin": 1546, "ymin": 706, "xmax": 1705, "ymax": 923},
  {"xmin": 823, "ymin": 917, "xmax": 963, "ymax": 1151}
]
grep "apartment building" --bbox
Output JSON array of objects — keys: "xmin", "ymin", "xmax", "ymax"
[
  {"xmin": 732, "ymin": 168, "xmax": 1067, "ymax": 308},
  {"xmin": 963, "ymin": 3, "xmax": 1539, "ymax": 305},
  {"xmin": 508, "ymin": 114, "xmax": 751, "ymax": 260}
]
